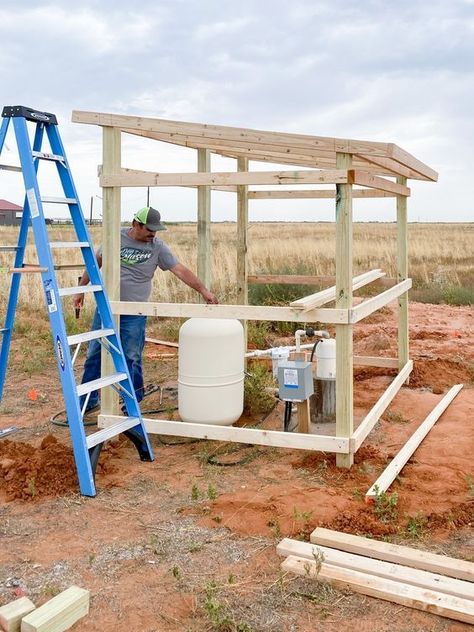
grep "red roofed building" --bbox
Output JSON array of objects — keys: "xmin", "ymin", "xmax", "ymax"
[{"xmin": 0, "ymin": 199, "xmax": 23, "ymax": 226}]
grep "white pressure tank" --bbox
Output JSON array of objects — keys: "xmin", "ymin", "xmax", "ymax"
[
  {"xmin": 178, "ymin": 318, "xmax": 244, "ymax": 426},
  {"xmin": 315, "ymin": 338, "xmax": 336, "ymax": 378}
]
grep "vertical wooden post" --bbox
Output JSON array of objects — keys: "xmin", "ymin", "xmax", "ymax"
[
  {"xmin": 197, "ymin": 148, "xmax": 211, "ymax": 298},
  {"xmin": 101, "ymin": 126, "xmax": 121, "ymax": 415},
  {"xmin": 237, "ymin": 157, "xmax": 249, "ymax": 347},
  {"xmin": 397, "ymin": 176, "xmax": 409, "ymax": 372},
  {"xmin": 335, "ymin": 152, "xmax": 353, "ymax": 468}
]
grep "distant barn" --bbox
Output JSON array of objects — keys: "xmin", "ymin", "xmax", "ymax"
[{"xmin": 0, "ymin": 199, "xmax": 22, "ymax": 226}]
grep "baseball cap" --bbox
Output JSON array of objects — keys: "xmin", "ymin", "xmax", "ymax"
[{"xmin": 133, "ymin": 206, "xmax": 166, "ymax": 231}]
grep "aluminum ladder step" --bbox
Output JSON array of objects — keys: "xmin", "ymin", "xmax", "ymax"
[
  {"xmin": 41, "ymin": 196, "xmax": 77, "ymax": 204},
  {"xmin": 32, "ymin": 151, "xmax": 65, "ymax": 162},
  {"xmin": 86, "ymin": 417, "xmax": 140, "ymax": 449},
  {"xmin": 0, "ymin": 246, "xmax": 19, "ymax": 252},
  {"xmin": 0, "ymin": 164, "xmax": 22, "ymax": 172},
  {"xmin": 0, "ymin": 328, "xmax": 9, "ymax": 334},
  {"xmin": 76, "ymin": 372, "xmax": 127, "ymax": 397},
  {"xmin": 49, "ymin": 241, "xmax": 89, "ymax": 249},
  {"xmin": 58, "ymin": 284, "xmax": 102, "ymax": 297},
  {"xmin": 67, "ymin": 328, "xmax": 115, "ymax": 346}
]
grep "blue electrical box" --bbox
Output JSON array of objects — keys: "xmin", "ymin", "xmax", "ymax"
[{"xmin": 277, "ymin": 360, "xmax": 314, "ymax": 402}]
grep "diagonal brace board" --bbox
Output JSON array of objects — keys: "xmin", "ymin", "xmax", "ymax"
[
  {"xmin": 290, "ymin": 269, "xmax": 385, "ymax": 311},
  {"xmin": 366, "ymin": 384, "xmax": 464, "ymax": 499}
]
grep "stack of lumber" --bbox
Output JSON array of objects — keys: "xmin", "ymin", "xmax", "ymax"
[
  {"xmin": 277, "ymin": 528, "xmax": 474, "ymax": 625},
  {"xmin": 0, "ymin": 586, "xmax": 89, "ymax": 632}
]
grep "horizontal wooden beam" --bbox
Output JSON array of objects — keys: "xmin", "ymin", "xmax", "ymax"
[
  {"xmin": 352, "ymin": 360, "xmax": 413, "ymax": 451},
  {"xmin": 351, "ymin": 279, "xmax": 412, "ymax": 323},
  {"xmin": 354, "ymin": 153, "xmax": 428, "ymax": 181},
  {"xmin": 311, "ymin": 527, "xmax": 474, "ymax": 582},
  {"xmin": 366, "ymin": 384, "xmax": 464, "ymax": 499},
  {"xmin": 277, "ymin": 538, "xmax": 474, "ymax": 600},
  {"xmin": 110, "ymin": 300, "xmax": 350, "ymax": 324},
  {"xmin": 248, "ymin": 189, "xmax": 396, "ymax": 199},
  {"xmin": 281, "ymin": 556, "xmax": 474, "ymax": 625},
  {"xmin": 353, "ymin": 355, "xmax": 399, "ymax": 368},
  {"xmin": 99, "ymin": 415, "xmax": 350, "ymax": 452},
  {"xmin": 100, "ymin": 168, "xmax": 349, "ymax": 188},
  {"xmin": 348, "ymin": 170, "xmax": 411, "ymax": 196},
  {"xmin": 291, "ymin": 269, "xmax": 385, "ymax": 312},
  {"xmin": 248, "ymin": 274, "xmax": 396, "ymax": 287},
  {"xmin": 72, "ymin": 110, "xmax": 392, "ymax": 158},
  {"xmin": 389, "ymin": 144, "xmax": 438, "ymax": 182}
]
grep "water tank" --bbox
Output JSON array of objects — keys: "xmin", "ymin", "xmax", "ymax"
[
  {"xmin": 178, "ymin": 318, "xmax": 244, "ymax": 426},
  {"xmin": 315, "ymin": 338, "xmax": 336, "ymax": 378}
]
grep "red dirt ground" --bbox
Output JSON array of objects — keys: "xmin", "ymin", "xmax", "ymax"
[{"xmin": 0, "ymin": 302, "xmax": 473, "ymax": 631}]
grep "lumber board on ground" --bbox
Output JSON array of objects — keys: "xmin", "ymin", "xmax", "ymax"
[
  {"xmin": 281, "ymin": 556, "xmax": 474, "ymax": 625},
  {"xmin": 20, "ymin": 586, "xmax": 89, "ymax": 632},
  {"xmin": 366, "ymin": 384, "xmax": 464, "ymax": 499},
  {"xmin": 310, "ymin": 528, "xmax": 474, "ymax": 582},
  {"xmin": 145, "ymin": 337, "xmax": 179, "ymax": 348},
  {"xmin": 0, "ymin": 597, "xmax": 36, "ymax": 632},
  {"xmin": 277, "ymin": 538, "xmax": 474, "ymax": 600}
]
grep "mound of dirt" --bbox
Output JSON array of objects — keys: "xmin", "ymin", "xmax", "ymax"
[{"xmin": 410, "ymin": 358, "xmax": 474, "ymax": 391}]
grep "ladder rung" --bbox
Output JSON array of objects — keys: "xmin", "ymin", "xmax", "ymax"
[
  {"xmin": 58, "ymin": 284, "xmax": 102, "ymax": 297},
  {"xmin": 0, "ymin": 247, "xmax": 19, "ymax": 252},
  {"xmin": 32, "ymin": 151, "xmax": 65, "ymax": 162},
  {"xmin": 76, "ymin": 372, "xmax": 128, "ymax": 397},
  {"xmin": 0, "ymin": 328, "xmax": 9, "ymax": 333},
  {"xmin": 49, "ymin": 241, "xmax": 89, "ymax": 249},
  {"xmin": 9, "ymin": 266, "xmax": 48, "ymax": 274},
  {"xmin": 67, "ymin": 328, "xmax": 115, "ymax": 346},
  {"xmin": 86, "ymin": 417, "xmax": 140, "ymax": 449},
  {"xmin": 0, "ymin": 164, "xmax": 22, "ymax": 172},
  {"xmin": 42, "ymin": 196, "xmax": 77, "ymax": 204}
]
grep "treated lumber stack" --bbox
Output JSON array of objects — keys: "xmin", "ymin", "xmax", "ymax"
[
  {"xmin": 0, "ymin": 587, "xmax": 89, "ymax": 632},
  {"xmin": 278, "ymin": 528, "xmax": 474, "ymax": 625}
]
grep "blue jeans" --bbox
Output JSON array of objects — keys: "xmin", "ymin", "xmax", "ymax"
[{"xmin": 80, "ymin": 310, "xmax": 147, "ymax": 410}]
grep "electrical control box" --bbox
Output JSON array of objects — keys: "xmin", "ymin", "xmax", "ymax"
[{"xmin": 277, "ymin": 360, "xmax": 314, "ymax": 402}]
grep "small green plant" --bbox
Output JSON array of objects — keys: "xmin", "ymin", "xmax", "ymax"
[
  {"xmin": 171, "ymin": 565, "xmax": 181, "ymax": 580},
  {"xmin": 244, "ymin": 364, "xmax": 276, "ymax": 416},
  {"xmin": 41, "ymin": 584, "xmax": 61, "ymax": 598},
  {"xmin": 372, "ymin": 485, "xmax": 398, "ymax": 523},
  {"xmin": 207, "ymin": 484, "xmax": 218, "ymax": 500},
  {"xmin": 191, "ymin": 483, "xmax": 200, "ymax": 501},
  {"xmin": 385, "ymin": 410, "xmax": 409, "ymax": 424},
  {"xmin": 188, "ymin": 542, "xmax": 203, "ymax": 553},
  {"xmin": 267, "ymin": 517, "xmax": 282, "ymax": 539},
  {"xmin": 352, "ymin": 487, "xmax": 364, "ymax": 501},
  {"xmin": 27, "ymin": 477, "xmax": 36, "ymax": 498},
  {"xmin": 212, "ymin": 515, "xmax": 222, "ymax": 524},
  {"xmin": 405, "ymin": 512, "xmax": 427, "ymax": 539},
  {"xmin": 465, "ymin": 474, "xmax": 474, "ymax": 497}
]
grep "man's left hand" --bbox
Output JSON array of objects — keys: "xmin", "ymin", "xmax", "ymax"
[{"xmin": 202, "ymin": 290, "xmax": 218, "ymax": 304}]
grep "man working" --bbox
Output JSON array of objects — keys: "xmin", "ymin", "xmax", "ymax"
[{"xmin": 74, "ymin": 206, "xmax": 218, "ymax": 412}]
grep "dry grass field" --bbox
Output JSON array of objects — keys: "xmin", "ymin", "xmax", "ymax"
[{"xmin": 1, "ymin": 222, "xmax": 473, "ymax": 319}]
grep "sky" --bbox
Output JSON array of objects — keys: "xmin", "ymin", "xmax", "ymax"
[{"xmin": 1, "ymin": 0, "xmax": 473, "ymax": 223}]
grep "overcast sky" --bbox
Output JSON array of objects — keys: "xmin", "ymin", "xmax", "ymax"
[{"xmin": 1, "ymin": 0, "xmax": 473, "ymax": 223}]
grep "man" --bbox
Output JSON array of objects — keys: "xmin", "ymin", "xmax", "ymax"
[{"xmin": 74, "ymin": 206, "xmax": 218, "ymax": 411}]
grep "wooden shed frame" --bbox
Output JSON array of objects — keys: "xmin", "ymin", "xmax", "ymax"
[{"xmin": 72, "ymin": 111, "xmax": 437, "ymax": 467}]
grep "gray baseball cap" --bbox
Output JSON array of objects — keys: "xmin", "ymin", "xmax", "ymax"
[{"xmin": 133, "ymin": 206, "xmax": 166, "ymax": 231}]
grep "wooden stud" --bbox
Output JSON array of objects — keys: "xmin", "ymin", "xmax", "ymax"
[
  {"xmin": 366, "ymin": 384, "xmax": 463, "ymax": 499},
  {"xmin": 98, "ymin": 414, "xmax": 350, "ymax": 452},
  {"xmin": 248, "ymin": 274, "xmax": 396, "ymax": 288},
  {"xmin": 248, "ymin": 189, "xmax": 396, "ymax": 199},
  {"xmin": 310, "ymin": 528, "xmax": 474, "ymax": 582},
  {"xmin": 0, "ymin": 597, "xmax": 36, "ymax": 632},
  {"xmin": 281, "ymin": 556, "xmax": 474, "ymax": 625},
  {"xmin": 101, "ymin": 126, "xmax": 121, "ymax": 415},
  {"xmin": 100, "ymin": 168, "xmax": 349, "ymax": 188},
  {"xmin": 335, "ymin": 152, "xmax": 353, "ymax": 468},
  {"xmin": 350, "ymin": 279, "xmax": 412, "ymax": 323},
  {"xmin": 352, "ymin": 360, "xmax": 413, "ymax": 451},
  {"xmin": 197, "ymin": 148, "xmax": 211, "ymax": 296},
  {"xmin": 236, "ymin": 157, "xmax": 249, "ymax": 347},
  {"xmin": 20, "ymin": 586, "xmax": 89, "ymax": 632},
  {"xmin": 276, "ymin": 538, "xmax": 474, "ymax": 600},
  {"xmin": 110, "ymin": 300, "xmax": 350, "ymax": 324},
  {"xmin": 397, "ymin": 176, "xmax": 409, "ymax": 372},
  {"xmin": 290, "ymin": 269, "xmax": 385, "ymax": 311},
  {"xmin": 353, "ymin": 355, "xmax": 399, "ymax": 368},
  {"xmin": 348, "ymin": 170, "xmax": 411, "ymax": 196}
]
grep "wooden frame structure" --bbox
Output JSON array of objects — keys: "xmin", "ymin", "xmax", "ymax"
[{"xmin": 72, "ymin": 110, "xmax": 437, "ymax": 467}]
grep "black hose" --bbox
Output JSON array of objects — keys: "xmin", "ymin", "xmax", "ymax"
[
  {"xmin": 284, "ymin": 401, "xmax": 292, "ymax": 432},
  {"xmin": 310, "ymin": 339, "xmax": 321, "ymax": 362}
]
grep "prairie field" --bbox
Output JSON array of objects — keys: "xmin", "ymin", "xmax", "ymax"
[{"xmin": 1, "ymin": 222, "xmax": 473, "ymax": 317}]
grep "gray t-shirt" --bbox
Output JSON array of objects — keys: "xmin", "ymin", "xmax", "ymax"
[{"xmin": 99, "ymin": 229, "xmax": 178, "ymax": 302}]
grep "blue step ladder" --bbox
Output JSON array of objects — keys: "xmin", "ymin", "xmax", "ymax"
[{"xmin": 0, "ymin": 105, "xmax": 153, "ymax": 496}]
